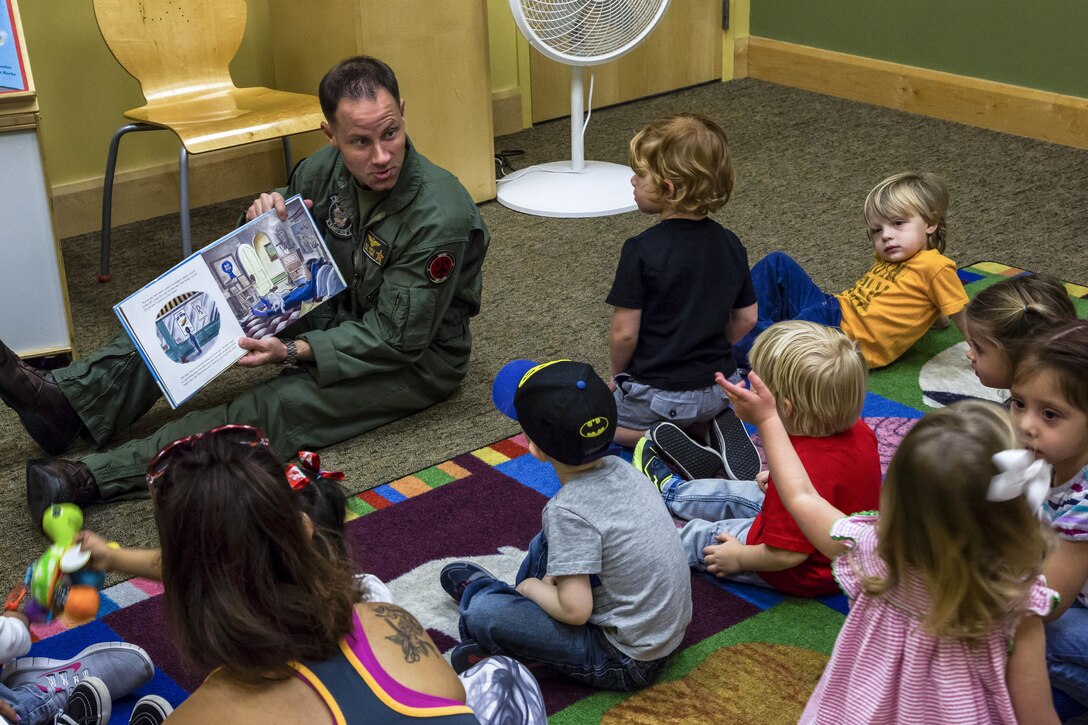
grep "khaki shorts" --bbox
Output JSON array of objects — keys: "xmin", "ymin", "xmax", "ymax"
[{"xmin": 612, "ymin": 373, "xmax": 739, "ymax": 429}]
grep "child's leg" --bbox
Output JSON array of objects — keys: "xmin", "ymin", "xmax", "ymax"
[
  {"xmin": 678, "ymin": 516, "xmax": 753, "ymax": 569},
  {"xmin": 0, "ymin": 681, "xmax": 61, "ymax": 725},
  {"xmin": 736, "ymin": 252, "xmax": 839, "ymax": 362},
  {"xmin": 458, "ymin": 582, "xmax": 665, "ymax": 691},
  {"xmin": 1046, "ymin": 604, "xmax": 1088, "ymax": 705},
  {"xmin": 661, "ymin": 477, "xmax": 764, "ymax": 523}
]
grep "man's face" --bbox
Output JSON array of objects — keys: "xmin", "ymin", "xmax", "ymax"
[{"xmin": 323, "ymin": 89, "xmax": 407, "ymax": 192}]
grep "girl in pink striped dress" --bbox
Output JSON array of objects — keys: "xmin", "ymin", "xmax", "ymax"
[{"xmin": 719, "ymin": 371, "xmax": 1060, "ymax": 724}]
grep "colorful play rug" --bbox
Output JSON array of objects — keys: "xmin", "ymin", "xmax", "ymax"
[{"xmin": 23, "ymin": 263, "xmax": 1088, "ymax": 723}]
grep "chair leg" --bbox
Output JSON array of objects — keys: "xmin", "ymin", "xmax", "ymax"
[
  {"xmin": 180, "ymin": 146, "xmax": 192, "ymax": 257},
  {"xmin": 281, "ymin": 137, "xmax": 294, "ymax": 182},
  {"xmin": 100, "ymin": 122, "xmax": 161, "ymax": 283}
]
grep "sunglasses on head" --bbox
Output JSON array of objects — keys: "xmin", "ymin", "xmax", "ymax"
[{"xmin": 146, "ymin": 424, "xmax": 271, "ymax": 493}]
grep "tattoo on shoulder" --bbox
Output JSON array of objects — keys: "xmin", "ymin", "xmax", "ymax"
[{"xmin": 373, "ymin": 605, "xmax": 438, "ymax": 663}]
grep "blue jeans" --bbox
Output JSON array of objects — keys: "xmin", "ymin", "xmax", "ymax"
[
  {"xmin": 458, "ymin": 532, "xmax": 669, "ymax": 691},
  {"xmin": 664, "ymin": 477, "xmax": 769, "ymax": 586},
  {"xmin": 1047, "ymin": 603, "xmax": 1088, "ymax": 705},
  {"xmin": 735, "ymin": 252, "xmax": 844, "ymax": 364},
  {"xmin": 0, "ymin": 680, "xmax": 59, "ymax": 725}
]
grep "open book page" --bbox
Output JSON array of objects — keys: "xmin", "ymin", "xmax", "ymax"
[{"xmin": 114, "ymin": 195, "xmax": 346, "ymax": 408}]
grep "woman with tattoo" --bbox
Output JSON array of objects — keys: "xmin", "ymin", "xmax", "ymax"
[{"xmin": 78, "ymin": 425, "xmax": 478, "ymax": 724}]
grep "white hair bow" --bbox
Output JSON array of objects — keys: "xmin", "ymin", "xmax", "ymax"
[{"xmin": 988, "ymin": 449, "xmax": 1051, "ymax": 511}]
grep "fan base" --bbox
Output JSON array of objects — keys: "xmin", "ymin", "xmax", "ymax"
[{"xmin": 496, "ymin": 160, "xmax": 637, "ymax": 218}]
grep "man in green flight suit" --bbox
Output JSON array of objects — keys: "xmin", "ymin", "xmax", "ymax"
[{"xmin": 1, "ymin": 56, "xmax": 490, "ymax": 522}]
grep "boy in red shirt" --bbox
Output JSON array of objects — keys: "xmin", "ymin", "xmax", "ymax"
[{"xmin": 635, "ymin": 321, "xmax": 881, "ymax": 596}]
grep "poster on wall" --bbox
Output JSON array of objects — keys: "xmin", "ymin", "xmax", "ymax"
[{"xmin": 0, "ymin": 0, "xmax": 28, "ymax": 93}]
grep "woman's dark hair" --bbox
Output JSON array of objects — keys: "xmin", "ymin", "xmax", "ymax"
[
  {"xmin": 154, "ymin": 434, "xmax": 357, "ymax": 683},
  {"xmin": 319, "ymin": 55, "xmax": 400, "ymax": 121}
]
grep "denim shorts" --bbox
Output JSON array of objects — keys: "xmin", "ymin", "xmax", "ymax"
[{"xmin": 613, "ymin": 375, "xmax": 734, "ymax": 429}]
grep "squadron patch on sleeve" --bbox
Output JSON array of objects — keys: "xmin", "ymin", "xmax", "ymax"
[
  {"xmin": 363, "ymin": 230, "xmax": 390, "ymax": 267},
  {"xmin": 326, "ymin": 194, "xmax": 353, "ymax": 239},
  {"xmin": 425, "ymin": 251, "xmax": 456, "ymax": 284}
]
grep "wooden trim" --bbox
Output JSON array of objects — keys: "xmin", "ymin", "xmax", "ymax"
[
  {"xmin": 51, "ymin": 142, "xmax": 286, "ymax": 239},
  {"xmin": 492, "ymin": 88, "xmax": 524, "ymax": 137},
  {"xmin": 733, "ymin": 35, "xmax": 749, "ymax": 80},
  {"xmin": 747, "ymin": 36, "xmax": 1088, "ymax": 150}
]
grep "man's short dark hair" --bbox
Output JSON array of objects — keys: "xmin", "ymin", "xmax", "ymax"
[{"xmin": 319, "ymin": 56, "xmax": 401, "ymax": 122}]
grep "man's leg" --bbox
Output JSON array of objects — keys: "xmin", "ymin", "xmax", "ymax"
[
  {"xmin": 52, "ymin": 330, "xmax": 165, "ymax": 449},
  {"xmin": 33, "ymin": 339, "xmax": 468, "ymax": 508}
]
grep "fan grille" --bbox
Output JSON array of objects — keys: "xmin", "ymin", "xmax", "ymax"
[{"xmin": 518, "ymin": 0, "xmax": 664, "ymax": 62}]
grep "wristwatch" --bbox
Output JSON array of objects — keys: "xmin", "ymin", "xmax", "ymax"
[{"xmin": 281, "ymin": 338, "xmax": 299, "ymax": 367}]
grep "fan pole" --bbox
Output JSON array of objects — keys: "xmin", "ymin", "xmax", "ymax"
[{"xmin": 570, "ymin": 65, "xmax": 585, "ymax": 172}]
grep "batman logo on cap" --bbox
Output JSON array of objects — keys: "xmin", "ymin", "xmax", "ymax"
[{"xmin": 579, "ymin": 417, "xmax": 610, "ymax": 439}]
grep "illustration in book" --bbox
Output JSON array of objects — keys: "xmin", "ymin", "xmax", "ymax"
[{"xmin": 115, "ymin": 195, "xmax": 346, "ymax": 408}]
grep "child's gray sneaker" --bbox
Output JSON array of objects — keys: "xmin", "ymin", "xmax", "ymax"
[
  {"xmin": 127, "ymin": 694, "xmax": 174, "ymax": 725},
  {"xmin": 57, "ymin": 675, "xmax": 111, "ymax": 725},
  {"xmin": 707, "ymin": 408, "xmax": 762, "ymax": 481},
  {"xmin": 649, "ymin": 422, "xmax": 722, "ymax": 480},
  {"xmin": 1, "ymin": 642, "xmax": 154, "ymax": 703}
]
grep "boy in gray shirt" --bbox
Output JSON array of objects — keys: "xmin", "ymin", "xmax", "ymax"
[{"xmin": 439, "ymin": 359, "xmax": 692, "ymax": 690}]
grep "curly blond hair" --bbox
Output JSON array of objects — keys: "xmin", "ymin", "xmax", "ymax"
[{"xmin": 629, "ymin": 113, "xmax": 733, "ymax": 216}]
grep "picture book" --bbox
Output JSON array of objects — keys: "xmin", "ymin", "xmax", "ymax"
[{"xmin": 114, "ymin": 195, "xmax": 346, "ymax": 408}]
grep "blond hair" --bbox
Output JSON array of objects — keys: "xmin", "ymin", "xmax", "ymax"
[
  {"xmin": 748, "ymin": 321, "xmax": 866, "ymax": 437},
  {"xmin": 628, "ymin": 113, "xmax": 733, "ymax": 216},
  {"xmin": 967, "ymin": 274, "xmax": 1077, "ymax": 371},
  {"xmin": 870, "ymin": 401, "xmax": 1051, "ymax": 642},
  {"xmin": 864, "ymin": 172, "xmax": 949, "ymax": 253}
]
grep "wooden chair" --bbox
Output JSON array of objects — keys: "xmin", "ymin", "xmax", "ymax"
[{"xmin": 92, "ymin": 0, "xmax": 325, "ymax": 282}]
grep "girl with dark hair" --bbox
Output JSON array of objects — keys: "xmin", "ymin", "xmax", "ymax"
[{"xmin": 1009, "ymin": 321, "xmax": 1088, "ymax": 706}]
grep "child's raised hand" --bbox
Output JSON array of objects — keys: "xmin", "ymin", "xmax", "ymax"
[
  {"xmin": 716, "ymin": 371, "xmax": 778, "ymax": 427},
  {"xmin": 703, "ymin": 532, "xmax": 746, "ymax": 577}
]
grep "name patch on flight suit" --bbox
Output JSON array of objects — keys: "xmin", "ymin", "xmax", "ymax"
[
  {"xmin": 363, "ymin": 230, "xmax": 390, "ymax": 267},
  {"xmin": 426, "ymin": 251, "xmax": 456, "ymax": 284},
  {"xmin": 326, "ymin": 194, "xmax": 353, "ymax": 239}
]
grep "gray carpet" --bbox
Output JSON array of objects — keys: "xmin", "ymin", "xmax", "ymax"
[{"xmin": 2, "ymin": 78, "xmax": 1086, "ymax": 592}]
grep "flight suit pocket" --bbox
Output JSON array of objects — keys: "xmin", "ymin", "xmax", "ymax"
[{"xmin": 383, "ymin": 284, "xmax": 437, "ymax": 351}]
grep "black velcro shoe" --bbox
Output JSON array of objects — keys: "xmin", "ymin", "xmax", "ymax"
[{"xmin": 0, "ymin": 339, "xmax": 84, "ymax": 455}]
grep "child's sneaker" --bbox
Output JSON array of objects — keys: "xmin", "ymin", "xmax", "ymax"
[
  {"xmin": 127, "ymin": 694, "xmax": 174, "ymax": 725},
  {"xmin": 707, "ymin": 408, "xmax": 762, "ymax": 481},
  {"xmin": 448, "ymin": 639, "xmax": 491, "ymax": 675},
  {"xmin": 57, "ymin": 675, "xmax": 111, "ymax": 725},
  {"xmin": 632, "ymin": 438, "xmax": 683, "ymax": 491},
  {"xmin": 649, "ymin": 422, "xmax": 722, "ymax": 480},
  {"xmin": 439, "ymin": 562, "xmax": 497, "ymax": 604},
  {"xmin": 1, "ymin": 642, "xmax": 154, "ymax": 703}
]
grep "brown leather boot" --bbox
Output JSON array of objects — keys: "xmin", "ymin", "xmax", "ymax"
[
  {"xmin": 26, "ymin": 458, "xmax": 100, "ymax": 525},
  {"xmin": 0, "ymin": 340, "xmax": 84, "ymax": 455}
]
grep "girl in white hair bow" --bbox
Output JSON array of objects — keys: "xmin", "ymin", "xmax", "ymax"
[
  {"xmin": 719, "ymin": 368, "xmax": 1059, "ymax": 725},
  {"xmin": 1009, "ymin": 319, "xmax": 1088, "ymax": 709}
]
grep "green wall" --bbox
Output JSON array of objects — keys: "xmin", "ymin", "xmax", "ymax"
[{"xmin": 750, "ymin": 0, "xmax": 1088, "ymax": 98}]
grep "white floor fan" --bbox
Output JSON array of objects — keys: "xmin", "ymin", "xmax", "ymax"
[{"xmin": 498, "ymin": 0, "xmax": 672, "ymax": 217}]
